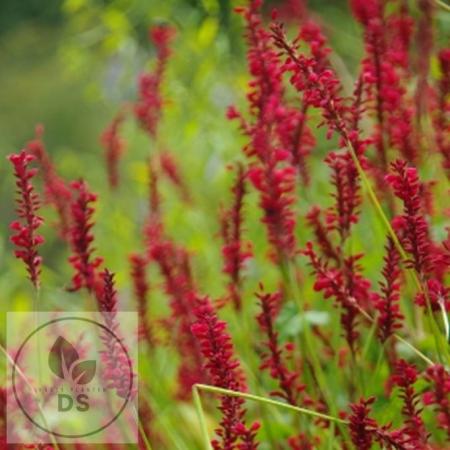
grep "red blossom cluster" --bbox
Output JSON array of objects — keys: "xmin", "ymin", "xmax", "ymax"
[
  {"xmin": 145, "ymin": 219, "xmax": 204, "ymax": 398},
  {"xmin": 158, "ymin": 151, "xmax": 190, "ymax": 202},
  {"xmin": 349, "ymin": 397, "xmax": 411, "ymax": 449},
  {"xmin": 220, "ymin": 163, "xmax": 252, "ymax": 310},
  {"xmin": 100, "ymin": 110, "xmax": 126, "ymax": 189},
  {"xmin": 8, "ymin": 150, "xmax": 44, "ymax": 288},
  {"xmin": 423, "ymin": 364, "xmax": 450, "ymax": 438},
  {"xmin": 390, "ymin": 359, "xmax": 428, "ymax": 447},
  {"xmin": 255, "ymin": 288, "xmax": 305, "ymax": 406},
  {"xmin": 230, "ymin": 0, "xmax": 302, "ymax": 261},
  {"xmin": 386, "ymin": 160, "xmax": 449, "ymax": 311},
  {"xmin": 303, "ymin": 242, "xmax": 373, "ymax": 353},
  {"xmin": 67, "ymin": 179, "xmax": 103, "ymax": 293},
  {"xmin": 98, "ymin": 269, "xmax": 137, "ymax": 399},
  {"xmin": 129, "ymin": 253, "xmax": 153, "ymax": 348},
  {"xmin": 26, "ymin": 125, "xmax": 72, "ymax": 237},
  {"xmin": 135, "ymin": 25, "xmax": 175, "ymax": 138},
  {"xmin": 191, "ymin": 295, "xmax": 259, "ymax": 450},
  {"xmin": 435, "ymin": 48, "xmax": 450, "ymax": 175},
  {"xmin": 375, "ymin": 237, "xmax": 403, "ymax": 342},
  {"xmin": 350, "ymin": 0, "xmax": 417, "ymax": 171}
]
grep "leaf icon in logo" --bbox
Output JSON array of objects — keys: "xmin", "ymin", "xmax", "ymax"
[
  {"xmin": 48, "ymin": 336, "xmax": 80, "ymax": 379},
  {"xmin": 71, "ymin": 360, "xmax": 96, "ymax": 385}
]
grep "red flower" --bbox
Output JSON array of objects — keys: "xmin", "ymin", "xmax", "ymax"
[
  {"xmin": 191, "ymin": 295, "xmax": 259, "ymax": 450},
  {"xmin": 135, "ymin": 25, "xmax": 175, "ymax": 138},
  {"xmin": 303, "ymin": 243, "xmax": 373, "ymax": 353},
  {"xmin": 386, "ymin": 161, "xmax": 432, "ymax": 276},
  {"xmin": 129, "ymin": 253, "xmax": 153, "ymax": 347},
  {"xmin": 305, "ymin": 207, "xmax": 340, "ymax": 264},
  {"xmin": 423, "ymin": 364, "xmax": 450, "ymax": 438},
  {"xmin": 271, "ymin": 22, "xmax": 347, "ymax": 140},
  {"xmin": 145, "ymin": 221, "xmax": 204, "ymax": 398},
  {"xmin": 391, "ymin": 359, "xmax": 428, "ymax": 446},
  {"xmin": 8, "ymin": 150, "xmax": 44, "ymax": 288},
  {"xmin": 324, "ymin": 151, "xmax": 361, "ymax": 244},
  {"xmin": 26, "ymin": 125, "xmax": 72, "ymax": 238},
  {"xmin": 98, "ymin": 269, "xmax": 137, "ymax": 399},
  {"xmin": 100, "ymin": 110, "xmax": 126, "ymax": 189},
  {"xmin": 231, "ymin": 1, "xmax": 299, "ymax": 260},
  {"xmin": 435, "ymin": 48, "xmax": 450, "ymax": 175},
  {"xmin": 67, "ymin": 180, "xmax": 103, "ymax": 292},
  {"xmin": 159, "ymin": 151, "xmax": 190, "ymax": 202},
  {"xmin": 348, "ymin": 397, "xmax": 377, "ymax": 450},
  {"xmin": 220, "ymin": 163, "xmax": 252, "ymax": 310},
  {"xmin": 375, "ymin": 237, "xmax": 404, "ymax": 342},
  {"xmin": 247, "ymin": 154, "xmax": 297, "ymax": 260},
  {"xmin": 351, "ymin": 0, "xmax": 416, "ymax": 170},
  {"xmin": 255, "ymin": 288, "xmax": 305, "ymax": 405}
]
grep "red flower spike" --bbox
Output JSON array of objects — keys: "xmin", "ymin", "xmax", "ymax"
[
  {"xmin": 159, "ymin": 151, "xmax": 190, "ymax": 203},
  {"xmin": 67, "ymin": 180, "xmax": 103, "ymax": 292},
  {"xmin": 230, "ymin": 1, "xmax": 300, "ymax": 260},
  {"xmin": 386, "ymin": 160, "xmax": 448, "ymax": 312},
  {"xmin": 220, "ymin": 163, "xmax": 252, "ymax": 310},
  {"xmin": 303, "ymin": 243, "xmax": 373, "ymax": 353},
  {"xmin": 348, "ymin": 397, "xmax": 377, "ymax": 450},
  {"xmin": 391, "ymin": 359, "xmax": 429, "ymax": 447},
  {"xmin": 135, "ymin": 25, "xmax": 175, "ymax": 138},
  {"xmin": 423, "ymin": 364, "xmax": 450, "ymax": 438},
  {"xmin": 8, "ymin": 150, "xmax": 44, "ymax": 288},
  {"xmin": 376, "ymin": 237, "xmax": 404, "ymax": 342},
  {"xmin": 325, "ymin": 151, "xmax": 361, "ymax": 245},
  {"xmin": 100, "ymin": 110, "xmax": 126, "ymax": 189},
  {"xmin": 351, "ymin": 0, "xmax": 417, "ymax": 170},
  {"xmin": 129, "ymin": 253, "xmax": 153, "ymax": 348},
  {"xmin": 26, "ymin": 125, "xmax": 72, "ymax": 238},
  {"xmin": 415, "ymin": 0, "xmax": 434, "ymax": 127},
  {"xmin": 271, "ymin": 22, "xmax": 347, "ymax": 140},
  {"xmin": 145, "ymin": 221, "xmax": 204, "ymax": 398},
  {"xmin": 191, "ymin": 296, "xmax": 259, "ymax": 450},
  {"xmin": 305, "ymin": 206, "xmax": 339, "ymax": 264},
  {"xmin": 98, "ymin": 269, "xmax": 137, "ymax": 400},
  {"xmin": 435, "ymin": 48, "xmax": 450, "ymax": 176},
  {"xmin": 255, "ymin": 288, "xmax": 305, "ymax": 405},
  {"xmin": 386, "ymin": 160, "xmax": 432, "ymax": 276},
  {"xmin": 148, "ymin": 156, "xmax": 161, "ymax": 215}
]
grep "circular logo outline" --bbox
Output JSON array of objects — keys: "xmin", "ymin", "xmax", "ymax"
[{"xmin": 12, "ymin": 316, "xmax": 134, "ymax": 439}]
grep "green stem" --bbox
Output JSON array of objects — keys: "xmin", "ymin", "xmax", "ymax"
[
  {"xmin": 355, "ymin": 305, "xmax": 435, "ymax": 366},
  {"xmin": 192, "ymin": 385, "xmax": 213, "ymax": 450},
  {"xmin": 134, "ymin": 404, "xmax": 153, "ymax": 450},
  {"xmin": 434, "ymin": 0, "xmax": 450, "ymax": 12},
  {"xmin": 194, "ymin": 383, "xmax": 348, "ymax": 424}
]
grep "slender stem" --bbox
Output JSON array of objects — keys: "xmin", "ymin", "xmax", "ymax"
[
  {"xmin": 439, "ymin": 300, "xmax": 450, "ymax": 342},
  {"xmin": 134, "ymin": 404, "xmax": 153, "ymax": 450},
  {"xmin": 192, "ymin": 385, "xmax": 213, "ymax": 450},
  {"xmin": 355, "ymin": 305, "xmax": 435, "ymax": 366},
  {"xmin": 434, "ymin": 0, "xmax": 450, "ymax": 12},
  {"xmin": 195, "ymin": 384, "xmax": 348, "ymax": 424}
]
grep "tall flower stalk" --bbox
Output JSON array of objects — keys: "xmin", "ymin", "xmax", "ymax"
[
  {"xmin": 8, "ymin": 150, "xmax": 44, "ymax": 288},
  {"xmin": 220, "ymin": 163, "xmax": 251, "ymax": 310},
  {"xmin": 191, "ymin": 295, "xmax": 259, "ymax": 450}
]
